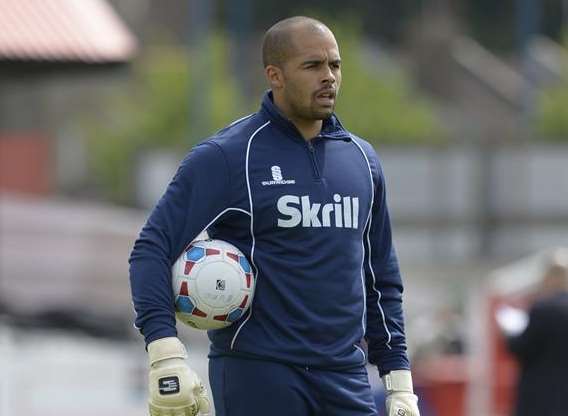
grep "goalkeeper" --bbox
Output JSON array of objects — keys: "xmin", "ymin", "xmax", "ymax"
[{"xmin": 130, "ymin": 16, "xmax": 420, "ymax": 416}]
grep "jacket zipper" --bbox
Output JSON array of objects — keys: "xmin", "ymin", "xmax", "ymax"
[{"xmin": 306, "ymin": 139, "xmax": 321, "ymax": 180}]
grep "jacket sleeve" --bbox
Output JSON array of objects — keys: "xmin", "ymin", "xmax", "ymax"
[
  {"xmin": 363, "ymin": 152, "xmax": 410, "ymax": 376},
  {"xmin": 129, "ymin": 142, "xmax": 230, "ymax": 345}
]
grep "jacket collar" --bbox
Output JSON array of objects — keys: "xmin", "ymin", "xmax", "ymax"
[{"xmin": 260, "ymin": 91, "xmax": 351, "ymax": 141}]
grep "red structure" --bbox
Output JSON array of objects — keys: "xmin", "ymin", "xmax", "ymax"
[{"xmin": 0, "ymin": 134, "xmax": 52, "ymax": 194}]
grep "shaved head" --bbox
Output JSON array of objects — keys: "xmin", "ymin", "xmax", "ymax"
[{"xmin": 262, "ymin": 16, "xmax": 333, "ymax": 68}]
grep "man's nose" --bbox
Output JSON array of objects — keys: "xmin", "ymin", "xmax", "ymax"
[{"xmin": 322, "ymin": 66, "xmax": 336, "ymax": 84}]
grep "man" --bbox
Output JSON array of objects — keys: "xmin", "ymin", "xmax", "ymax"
[
  {"xmin": 130, "ymin": 16, "xmax": 420, "ymax": 416},
  {"xmin": 506, "ymin": 251, "xmax": 568, "ymax": 416}
]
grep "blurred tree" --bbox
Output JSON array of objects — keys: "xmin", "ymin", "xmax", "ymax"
[
  {"xmin": 332, "ymin": 19, "xmax": 446, "ymax": 145},
  {"xmin": 538, "ymin": 84, "xmax": 568, "ymax": 141},
  {"xmin": 536, "ymin": 37, "xmax": 568, "ymax": 141},
  {"xmin": 85, "ymin": 36, "xmax": 250, "ymax": 204}
]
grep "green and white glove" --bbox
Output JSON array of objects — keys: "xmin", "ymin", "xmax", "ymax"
[
  {"xmin": 382, "ymin": 369, "xmax": 420, "ymax": 416},
  {"xmin": 148, "ymin": 337, "xmax": 211, "ymax": 416}
]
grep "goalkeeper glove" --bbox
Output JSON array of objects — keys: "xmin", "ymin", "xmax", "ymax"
[
  {"xmin": 382, "ymin": 369, "xmax": 420, "ymax": 416},
  {"xmin": 147, "ymin": 337, "xmax": 211, "ymax": 416}
]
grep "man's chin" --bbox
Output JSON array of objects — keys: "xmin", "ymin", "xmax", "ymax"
[{"xmin": 313, "ymin": 108, "xmax": 334, "ymax": 120}]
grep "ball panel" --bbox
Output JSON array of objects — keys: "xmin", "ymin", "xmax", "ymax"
[
  {"xmin": 213, "ymin": 314, "xmax": 228, "ymax": 322},
  {"xmin": 184, "ymin": 261, "xmax": 196, "ymax": 275},
  {"xmin": 227, "ymin": 308, "xmax": 243, "ymax": 323},
  {"xmin": 226, "ymin": 252, "xmax": 239, "ymax": 262},
  {"xmin": 185, "ymin": 246, "xmax": 205, "ymax": 262},
  {"xmin": 239, "ymin": 256, "xmax": 252, "ymax": 273},
  {"xmin": 191, "ymin": 307, "xmax": 207, "ymax": 317},
  {"xmin": 245, "ymin": 273, "xmax": 252, "ymax": 289},
  {"xmin": 176, "ymin": 295, "xmax": 195, "ymax": 313},
  {"xmin": 239, "ymin": 295, "xmax": 249, "ymax": 309},
  {"xmin": 179, "ymin": 280, "xmax": 189, "ymax": 296}
]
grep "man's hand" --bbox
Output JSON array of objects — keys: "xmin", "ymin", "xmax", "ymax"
[
  {"xmin": 148, "ymin": 337, "xmax": 211, "ymax": 416},
  {"xmin": 382, "ymin": 369, "xmax": 420, "ymax": 416}
]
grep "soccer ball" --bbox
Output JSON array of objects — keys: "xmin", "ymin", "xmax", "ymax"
[{"xmin": 172, "ymin": 239, "xmax": 254, "ymax": 330}]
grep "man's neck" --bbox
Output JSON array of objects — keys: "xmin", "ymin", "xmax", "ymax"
[{"xmin": 290, "ymin": 118, "xmax": 322, "ymax": 140}]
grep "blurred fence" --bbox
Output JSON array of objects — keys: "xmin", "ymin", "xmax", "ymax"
[{"xmin": 380, "ymin": 143, "xmax": 568, "ymax": 261}]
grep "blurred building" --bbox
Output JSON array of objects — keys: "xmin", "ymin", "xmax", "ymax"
[{"xmin": 0, "ymin": 0, "xmax": 137, "ymax": 195}]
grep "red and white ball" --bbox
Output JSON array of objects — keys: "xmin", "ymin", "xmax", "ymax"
[{"xmin": 172, "ymin": 239, "xmax": 254, "ymax": 330}]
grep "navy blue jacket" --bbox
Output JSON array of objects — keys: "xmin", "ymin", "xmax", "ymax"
[{"xmin": 129, "ymin": 92, "xmax": 410, "ymax": 375}]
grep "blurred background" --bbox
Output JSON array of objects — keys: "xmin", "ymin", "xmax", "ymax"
[{"xmin": 0, "ymin": 0, "xmax": 567, "ymax": 415}]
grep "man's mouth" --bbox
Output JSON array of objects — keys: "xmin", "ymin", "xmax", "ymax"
[{"xmin": 315, "ymin": 89, "xmax": 336, "ymax": 105}]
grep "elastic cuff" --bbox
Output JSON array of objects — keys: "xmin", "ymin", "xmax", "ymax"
[
  {"xmin": 148, "ymin": 337, "xmax": 187, "ymax": 365},
  {"xmin": 382, "ymin": 369, "xmax": 414, "ymax": 393}
]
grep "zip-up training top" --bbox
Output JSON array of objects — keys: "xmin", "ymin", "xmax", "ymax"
[{"xmin": 129, "ymin": 91, "xmax": 410, "ymax": 375}]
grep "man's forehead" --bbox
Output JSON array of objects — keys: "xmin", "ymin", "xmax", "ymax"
[{"xmin": 288, "ymin": 31, "xmax": 340, "ymax": 60}]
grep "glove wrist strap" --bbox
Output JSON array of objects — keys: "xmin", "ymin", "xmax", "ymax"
[
  {"xmin": 383, "ymin": 369, "xmax": 414, "ymax": 394},
  {"xmin": 148, "ymin": 337, "xmax": 187, "ymax": 366}
]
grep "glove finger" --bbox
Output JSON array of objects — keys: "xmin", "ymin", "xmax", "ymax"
[
  {"xmin": 188, "ymin": 400, "xmax": 200, "ymax": 416},
  {"xmin": 197, "ymin": 394, "xmax": 211, "ymax": 414},
  {"xmin": 193, "ymin": 382, "xmax": 211, "ymax": 414},
  {"xmin": 148, "ymin": 403, "xmax": 162, "ymax": 416}
]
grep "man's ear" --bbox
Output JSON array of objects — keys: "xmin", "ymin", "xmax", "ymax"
[{"xmin": 265, "ymin": 65, "xmax": 284, "ymax": 90}]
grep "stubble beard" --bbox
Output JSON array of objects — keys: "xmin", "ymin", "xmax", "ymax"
[
  {"xmin": 288, "ymin": 94, "xmax": 335, "ymax": 122},
  {"xmin": 311, "ymin": 104, "xmax": 334, "ymax": 120}
]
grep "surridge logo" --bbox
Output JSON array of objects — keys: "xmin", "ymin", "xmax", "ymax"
[
  {"xmin": 262, "ymin": 165, "xmax": 296, "ymax": 186},
  {"xmin": 277, "ymin": 194, "xmax": 359, "ymax": 229},
  {"xmin": 271, "ymin": 166, "xmax": 283, "ymax": 181}
]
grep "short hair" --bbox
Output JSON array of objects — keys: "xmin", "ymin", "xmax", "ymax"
[{"xmin": 261, "ymin": 16, "xmax": 331, "ymax": 68}]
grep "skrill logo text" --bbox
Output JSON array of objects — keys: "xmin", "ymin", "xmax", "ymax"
[{"xmin": 277, "ymin": 194, "xmax": 359, "ymax": 229}]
